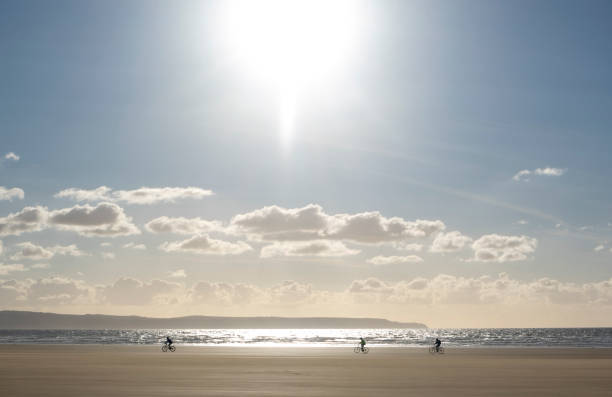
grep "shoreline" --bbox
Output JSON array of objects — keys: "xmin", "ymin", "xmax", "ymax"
[{"xmin": 1, "ymin": 342, "xmax": 612, "ymax": 349}]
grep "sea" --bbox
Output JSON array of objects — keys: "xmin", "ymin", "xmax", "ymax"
[{"xmin": 1, "ymin": 328, "xmax": 611, "ymax": 347}]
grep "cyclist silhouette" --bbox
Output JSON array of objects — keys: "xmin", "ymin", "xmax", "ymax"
[{"xmin": 359, "ymin": 337, "xmax": 366, "ymax": 352}]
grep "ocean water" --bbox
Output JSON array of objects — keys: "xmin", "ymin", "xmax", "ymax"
[{"xmin": 0, "ymin": 328, "xmax": 611, "ymax": 347}]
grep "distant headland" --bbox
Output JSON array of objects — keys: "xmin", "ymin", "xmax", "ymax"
[{"xmin": 0, "ymin": 311, "xmax": 427, "ymax": 330}]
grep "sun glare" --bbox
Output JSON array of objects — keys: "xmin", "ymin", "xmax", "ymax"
[{"xmin": 222, "ymin": 0, "xmax": 361, "ymax": 147}]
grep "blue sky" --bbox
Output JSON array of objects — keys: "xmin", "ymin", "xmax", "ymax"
[{"xmin": 1, "ymin": 0, "xmax": 611, "ymax": 326}]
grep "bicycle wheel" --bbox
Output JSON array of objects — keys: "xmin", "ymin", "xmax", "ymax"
[
  {"xmin": 169, "ymin": 345, "xmax": 176, "ymax": 352},
  {"xmin": 428, "ymin": 346, "xmax": 435, "ymax": 354},
  {"xmin": 161, "ymin": 345, "xmax": 168, "ymax": 352},
  {"xmin": 362, "ymin": 347, "xmax": 369, "ymax": 354},
  {"xmin": 353, "ymin": 346, "xmax": 361, "ymax": 353},
  {"xmin": 438, "ymin": 346, "xmax": 445, "ymax": 354}
]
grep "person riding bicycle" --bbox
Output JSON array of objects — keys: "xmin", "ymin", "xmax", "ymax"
[
  {"xmin": 165, "ymin": 336, "xmax": 173, "ymax": 347},
  {"xmin": 359, "ymin": 337, "xmax": 366, "ymax": 352},
  {"xmin": 434, "ymin": 338, "xmax": 441, "ymax": 352}
]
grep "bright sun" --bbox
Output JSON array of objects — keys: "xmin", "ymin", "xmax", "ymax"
[{"xmin": 222, "ymin": 0, "xmax": 361, "ymax": 146}]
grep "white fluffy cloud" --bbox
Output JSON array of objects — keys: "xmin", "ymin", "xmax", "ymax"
[
  {"xmin": 31, "ymin": 263, "xmax": 50, "ymax": 269},
  {"xmin": 231, "ymin": 204, "xmax": 445, "ymax": 244},
  {"xmin": 368, "ymin": 255, "xmax": 423, "ymax": 266},
  {"xmin": 594, "ymin": 245, "xmax": 605, "ymax": 252},
  {"xmin": 513, "ymin": 167, "xmax": 567, "ymax": 181},
  {"xmin": 471, "ymin": 234, "xmax": 537, "ymax": 262},
  {"xmin": 102, "ymin": 278, "xmax": 182, "ymax": 305},
  {"xmin": 189, "ymin": 280, "xmax": 316, "ymax": 305},
  {"xmin": 230, "ymin": 204, "xmax": 328, "ymax": 237},
  {"xmin": 367, "ymin": 255, "xmax": 424, "ymax": 265},
  {"xmin": 0, "ymin": 187, "xmax": 24, "ymax": 201},
  {"xmin": 159, "ymin": 235, "xmax": 252, "ymax": 255},
  {"xmin": 430, "ymin": 231, "xmax": 472, "ymax": 253},
  {"xmin": 0, "ymin": 203, "xmax": 138, "ymax": 237},
  {"xmin": 327, "ymin": 213, "xmax": 445, "ymax": 243},
  {"xmin": 168, "ymin": 269, "xmax": 186, "ymax": 278},
  {"xmin": 55, "ymin": 186, "xmax": 214, "ymax": 205},
  {"xmin": 123, "ymin": 242, "xmax": 146, "ymax": 250},
  {"xmin": 101, "ymin": 252, "xmax": 115, "ymax": 260},
  {"xmin": 0, "ymin": 206, "xmax": 47, "ymax": 236},
  {"xmin": 2, "ymin": 274, "xmax": 612, "ymax": 316},
  {"xmin": 393, "ymin": 242, "xmax": 423, "ymax": 252},
  {"xmin": 347, "ymin": 273, "xmax": 612, "ymax": 306},
  {"xmin": 11, "ymin": 242, "xmax": 87, "ymax": 260},
  {"xmin": 260, "ymin": 240, "xmax": 359, "ymax": 258},
  {"xmin": 0, "ymin": 263, "xmax": 27, "ymax": 275},
  {"xmin": 145, "ymin": 216, "xmax": 224, "ymax": 235},
  {"xmin": 48, "ymin": 202, "xmax": 139, "ymax": 237},
  {"xmin": 27, "ymin": 277, "xmax": 94, "ymax": 304},
  {"xmin": 4, "ymin": 152, "xmax": 19, "ymax": 161}
]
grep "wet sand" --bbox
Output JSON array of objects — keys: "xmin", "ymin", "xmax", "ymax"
[{"xmin": 1, "ymin": 345, "xmax": 611, "ymax": 396}]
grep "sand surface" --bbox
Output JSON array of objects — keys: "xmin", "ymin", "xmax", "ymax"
[{"xmin": 1, "ymin": 345, "xmax": 611, "ymax": 396}]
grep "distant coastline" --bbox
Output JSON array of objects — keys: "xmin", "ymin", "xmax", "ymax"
[{"xmin": 0, "ymin": 311, "xmax": 427, "ymax": 330}]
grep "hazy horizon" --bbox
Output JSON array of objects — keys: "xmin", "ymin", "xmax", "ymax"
[{"xmin": 1, "ymin": 0, "xmax": 612, "ymax": 328}]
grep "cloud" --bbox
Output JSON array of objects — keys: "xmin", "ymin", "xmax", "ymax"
[
  {"xmin": 0, "ymin": 279, "xmax": 28, "ymax": 304},
  {"xmin": 513, "ymin": 170, "xmax": 531, "ymax": 181},
  {"xmin": 168, "ymin": 269, "xmax": 186, "ymax": 278},
  {"xmin": 534, "ymin": 167, "xmax": 566, "ymax": 176},
  {"xmin": 55, "ymin": 186, "xmax": 214, "ymax": 205},
  {"xmin": 513, "ymin": 167, "xmax": 566, "ymax": 181},
  {"xmin": 594, "ymin": 245, "xmax": 605, "ymax": 252},
  {"xmin": 102, "ymin": 278, "xmax": 182, "ymax": 305},
  {"xmin": 4, "ymin": 152, "xmax": 19, "ymax": 161},
  {"xmin": 189, "ymin": 279, "xmax": 316, "ymax": 305},
  {"xmin": 231, "ymin": 204, "xmax": 445, "ymax": 244},
  {"xmin": 31, "ymin": 263, "xmax": 50, "ymax": 269},
  {"xmin": 100, "ymin": 242, "xmax": 112, "ymax": 247},
  {"xmin": 159, "ymin": 235, "xmax": 252, "ymax": 255},
  {"xmin": 189, "ymin": 281, "xmax": 263, "ymax": 305},
  {"xmin": 0, "ymin": 187, "xmax": 24, "ymax": 201},
  {"xmin": 3, "ymin": 274, "xmax": 612, "ymax": 317},
  {"xmin": 430, "ymin": 231, "xmax": 472, "ymax": 253},
  {"xmin": 48, "ymin": 202, "xmax": 139, "ymax": 237},
  {"xmin": 123, "ymin": 242, "xmax": 146, "ymax": 250},
  {"xmin": 346, "ymin": 273, "xmax": 612, "ymax": 306},
  {"xmin": 471, "ymin": 234, "xmax": 537, "ymax": 262},
  {"xmin": 516, "ymin": 220, "xmax": 528, "ymax": 225},
  {"xmin": 393, "ymin": 243, "xmax": 423, "ymax": 252},
  {"xmin": 11, "ymin": 242, "xmax": 87, "ymax": 260},
  {"xmin": 231, "ymin": 204, "xmax": 328, "ymax": 236},
  {"xmin": 27, "ymin": 277, "xmax": 94, "ymax": 304},
  {"xmin": 260, "ymin": 240, "xmax": 360, "ymax": 258},
  {"xmin": 326, "ymin": 213, "xmax": 445, "ymax": 243},
  {"xmin": 0, "ymin": 206, "xmax": 48, "ymax": 236},
  {"xmin": 0, "ymin": 240, "xmax": 2, "ymax": 255},
  {"xmin": 367, "ymin": 255, "xmax": 424, "ymax": 265},
  {"xmin": 102, "ymin": 252, "xmax": 115, "ymax": 260},
  {"xmin": 268, "ymin": 280, "xmax": 315, "ymax": 303},
  {"xmin": 54, "ymin": 186, "xmax": 112, "ymax": 202},
  {"xmin": 145, "ymin": 216, "xmax": 225, "ymax": 235},
  {"xmin": 0, "ymin": 263, "xmax": 27, "ymax": 275}
]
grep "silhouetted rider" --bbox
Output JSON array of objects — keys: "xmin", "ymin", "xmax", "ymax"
[
  {"xmin": 434, "ymin": 338, "xmax": 441, "ymax": 352},
  {"xmin": 359, "ymin": 337, "xmax": 366, "ymax": 352}
]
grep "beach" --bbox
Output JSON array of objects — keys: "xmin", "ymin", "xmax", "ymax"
[{"xmin": 1, "ymin": 345, "xmax": 611, "ymax": 396}]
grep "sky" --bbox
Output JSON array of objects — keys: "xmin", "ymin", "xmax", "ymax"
[{"xmin": 1, "ymin": 0, "xmax": 612, "ymax": 327}]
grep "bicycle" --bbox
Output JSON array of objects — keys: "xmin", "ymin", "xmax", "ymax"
[
  {"xmin": 162, "ymin": 343, "xmax": 176, "ymax": 352},
  {"xmin": 428, "ymin": 345, "xmax": 444, "ymax": 354},
  {"xmin": 353, "ymin": 345, "xmax": 369, "ymax": 354}
]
